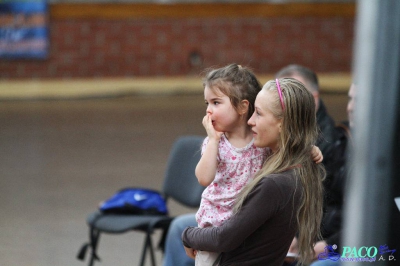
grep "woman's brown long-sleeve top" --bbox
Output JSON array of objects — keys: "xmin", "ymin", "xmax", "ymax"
[{"xmin": 182, "ymin": 169, "xmax": 302, "ymax": 266}]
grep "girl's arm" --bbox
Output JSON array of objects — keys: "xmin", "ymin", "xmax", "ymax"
[
  {"xmin": 195, "ymin": 138, "xmax": 219, "ymax": 186},
  {"xmin": 195, "ymin": 114, "xmax": 223, "ymax": 186}
]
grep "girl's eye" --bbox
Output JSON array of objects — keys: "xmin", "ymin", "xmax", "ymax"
[{"xmin": 214, "ymin": 101, "xmax": 219, "ymax": 105}]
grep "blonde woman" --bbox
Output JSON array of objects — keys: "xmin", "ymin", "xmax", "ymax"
[{"xmin": 182, "ymin": 78, "xmax": 325, "ymax": 266}]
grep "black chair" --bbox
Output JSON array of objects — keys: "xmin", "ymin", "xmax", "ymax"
[{"xmin": 77, "ymin": 135, "xmax": 205, "ymax": 266}]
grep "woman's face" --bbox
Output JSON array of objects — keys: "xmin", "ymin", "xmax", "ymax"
[{"xmin": 248, "ymin": 89, "xmax": 282, "ymax": 152}]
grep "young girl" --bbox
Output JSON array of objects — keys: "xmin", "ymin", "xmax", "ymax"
[
  {"xmin": 194, "ymin": 64, "xmax": 268, "ymax": 265},
  {"xmin": 194, "ymin": 65, "xmax": 321, "ymax": 265}
]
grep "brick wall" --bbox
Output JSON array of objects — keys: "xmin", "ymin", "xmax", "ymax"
[{"xmin": 0, "ymin": 3, "xmax": 355, "ymax": 79}]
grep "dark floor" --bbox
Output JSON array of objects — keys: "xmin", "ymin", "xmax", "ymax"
[{"xmin": 0, "ymin": 92, "xmax": 347, "ymax": 266}]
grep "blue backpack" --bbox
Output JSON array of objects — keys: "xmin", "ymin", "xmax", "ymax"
[{"xmin": 99, "ymin": 188, "xmax": 168, "ymax": 215}]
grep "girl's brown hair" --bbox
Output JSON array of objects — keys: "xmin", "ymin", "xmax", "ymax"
[{"xmin": 203, "ymin": 64, "xmax": 262, "ymax": 119}]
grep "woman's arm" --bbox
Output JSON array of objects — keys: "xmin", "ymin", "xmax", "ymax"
[{"xmin": 182, "ymin": 175, "xmax": 289, "ymax": 252}]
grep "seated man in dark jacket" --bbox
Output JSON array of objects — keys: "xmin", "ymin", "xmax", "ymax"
[
  {"xmin": 315, "ymin": 120, "xmax": 350, "ymax": 255},
  {"xmin": 276, "ymin": 64, "xmax": 337, "ymax": 166}
]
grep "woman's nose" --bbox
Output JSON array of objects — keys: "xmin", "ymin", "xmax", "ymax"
[{"xmin": 247, "ymin": 113, "xmax": 255, "ymax": 126}]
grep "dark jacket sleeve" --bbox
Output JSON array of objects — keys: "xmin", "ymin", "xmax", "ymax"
[
  {"xmin": 316, "ymin": 100, "xmax": 337, "ymax": 164},
  {"xmin": 182, "ymin": 176, "xmax": 287, "ymax": 252},
  {"xmin": 326, "ymin": 231, "xmax": 341, "ymax": 247},
  {"xmin": 321, "ymin": 121, "xmax": 350, "ymax": 248}
]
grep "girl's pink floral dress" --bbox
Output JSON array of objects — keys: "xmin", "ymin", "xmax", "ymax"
[{"xmin": 196, "ymin": 134, "xmax": 270, "ymax": 228}]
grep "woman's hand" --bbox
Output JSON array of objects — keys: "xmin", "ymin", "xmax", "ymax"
[
  {"xmin": 184, "ymin": 246, "xmax": 197, "ymax": 259},
  {"xmin": 311, "ymin": 145, "xmax": 323, "ymax": 164},
  {"xmin": 284, "ymin": 237, "xmax": 299, "ymax": 263},
  {"xmin": 313, "ymin": 240, "xmax": 328, "ymax": 261},
  {"xmin": 202, "ymin": 114, "xmax": 223, "ymax": 141}
]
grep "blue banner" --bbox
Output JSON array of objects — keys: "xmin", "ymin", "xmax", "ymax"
[{"xmin": 0, "ymin": 0, "xmax": 49, "ymax": 59}]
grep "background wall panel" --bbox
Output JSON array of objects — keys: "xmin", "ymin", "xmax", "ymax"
[{"xmin": 0, "ymin": 2, "xmax": 355, "ymax": 80}]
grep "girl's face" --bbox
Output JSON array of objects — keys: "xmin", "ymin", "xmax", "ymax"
[
  {"xmin": 248, "ymin": 89, "xmax": 282, "ymax": 151},
  {"xmin": 204, "ymin": 85, "xmax": 242, "ymax": 132}
]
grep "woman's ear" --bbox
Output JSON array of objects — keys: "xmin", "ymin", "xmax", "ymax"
[{"xmin": 239, "ymin": 100, "xmax": 250, "ymax": 116}]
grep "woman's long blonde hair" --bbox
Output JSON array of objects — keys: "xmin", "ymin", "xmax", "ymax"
[{"xmin": 234, "ymin": 78, "xmax": 325, "ymax": 265}]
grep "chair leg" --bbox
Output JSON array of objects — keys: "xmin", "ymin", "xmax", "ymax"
[
  {"xmin": 148, "ymin": 234, "xmax": 157, "ymax": 266},
  {"xmin": 139, "ymin": 233, "xmax": 157, "ymax": 266},
  {"xmin": 139, "ymin": 234, "xmax": 148, "ymax": 266},
  {"xmin": 88, "ymin": 229, "xmax": 100, "ymax": 266}
]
